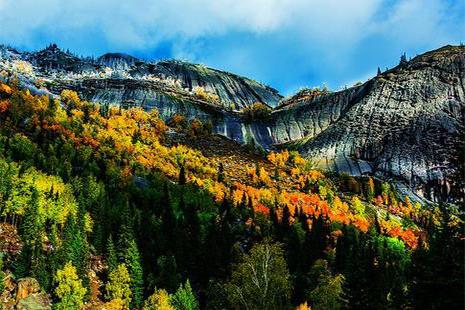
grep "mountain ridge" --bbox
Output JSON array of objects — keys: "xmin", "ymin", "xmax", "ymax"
[{"xmin": 0, "ymin": 43, "xmax": 463, "ymax": 202}]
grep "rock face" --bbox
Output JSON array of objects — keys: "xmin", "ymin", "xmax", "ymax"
[
  {"xmin": 97, "ymin": 53, "xmax": 139, "ymax": 71},
  {"xmin": 153, "ymin": 61, "xmax": 282, "ymax": 108},
  {"xmin": 21, "ymin": 45, "xmax": 282, "ymax": 109},
  {"xmin": 0, "ymin": 44, "xmax": 463, "ymax": 201},
  {"xmin": 270, "ymin": 46, "xmax": 465, "ymax": 201},
  {"xmin": 16, "ymin": 278, "xmax": 41, "ymax": 302}
]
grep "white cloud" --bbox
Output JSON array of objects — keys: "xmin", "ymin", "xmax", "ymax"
[
  {"xmin": 0, "ymin": 0, "xmax": 383, "ymax": 49},
  {"xmin": 0, "ymin": 0, "xmax": 462, "ymax": 93}
]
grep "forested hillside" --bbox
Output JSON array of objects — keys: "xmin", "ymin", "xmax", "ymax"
[{"xmin": 0, "ymin": 80, "xmax": 463, "ymax": 309}]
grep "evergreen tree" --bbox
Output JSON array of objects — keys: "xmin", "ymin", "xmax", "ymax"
[
  {"xmin": 410, "ymin": 207, "xmax": 465, "ymax": 309},
  {"xmin": 16, "ymin": 187, "xmax": 42, "ymax": 279},
  {"xmin": 155, "ymin": 255, "xmax": 181, "ymax": 293},
  {"xmin": 107, "ymin": 234, "xmax": 118, "ymax": 274},
  {"xmin": 124, "ymin": 239, "xmax": 144, "ymax": 308},
  {"xmin": 179, "ymin": 165, "xmax": 187, "ymax": 185},
  {"xmin": 171, "ymin": 279, "xmax": 200, "ymax": 310},
  {"xmin": 62, "ymin": 216, "xmax": 89, "ymax": 279}
]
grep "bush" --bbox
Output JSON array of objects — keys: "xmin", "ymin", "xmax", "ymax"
[
  {"xmin": 168, "ymin": 114, "xmax": 187, "ymax": 130},
  {"xmin": 193, "ymin": 86, "xmax": 220, "ymax": 104},
  {"xmin": 241, "ymin": 102, "xmax": 271, "ymax": 122}
]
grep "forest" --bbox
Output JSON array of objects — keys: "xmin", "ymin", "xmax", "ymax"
[{"xmin": 0, "ymin": 80, "xmax": 463, "ymax": 309}]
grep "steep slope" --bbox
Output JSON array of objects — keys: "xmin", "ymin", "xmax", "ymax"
[
  {"xmin": 154, "ymin": 60, "xmax": 282, "ymax": 108},
  {"xmin": 271, "ymin": 46, "xmax": 465, "ymax": 200},
  {"xmin": 97, "ymin": 52, "xmax": 139, "ymax": 70}
]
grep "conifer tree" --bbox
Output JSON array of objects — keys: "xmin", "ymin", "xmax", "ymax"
[
  {"xmin": 62, "ymin": 216, "xmax": 89, "ymax": 279},
  {"xmin": 171, "ymin": 279, "xmax": 200, "ymax": 310},
  {"xmin": 107, "ymin": 234, "xmax": 118, "ymax": 274},
  {"xmin": 179, "ymin": 165, "xmax": 187, "ymax": 185},
  {"xmin": 16, "ymin": 187, "xmax": 41, "ymax": 278},
  {"xmin": 124, "ymin": 239, "xmax": 144, "ymax": 308}
]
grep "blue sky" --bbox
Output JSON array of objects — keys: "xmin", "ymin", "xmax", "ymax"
[{"xmin": 0, "ymin": 0, "xmax": 463, "ymax": 95}]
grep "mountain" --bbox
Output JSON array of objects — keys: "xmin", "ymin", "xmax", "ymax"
[
  {"xmin": 0, "ymin": 44, "xmax": 463, "ymax": 202},
  {"xmin": 19, "ymin": 44, "xmax": 282, "ymax": 110},
  {"xmin": 270, "ymin": 46, "xmax": 465, "ymax": 201},
  {"xmin": 0, "ymin": 43, "xmax": 463, "ymax": 309}
]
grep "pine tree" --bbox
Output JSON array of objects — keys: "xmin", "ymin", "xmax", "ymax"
[
  {"xmin": 171, "ymin": 279, "xmax": 200, "ymax": 310},
  {"xmin": 62, "ymin": 216, "xmax": 89, "ymax": 279},
  {"xmin": 107, "ymin": 234, "xmax": 118, "ymax": 274},
  {"xmin": 155, "ymin": 255, "xmax": 181, "ymax": 293},
  {"xmin": 124, "ymin": 239, "xmax": 144, "ymax": 308},
  {"xmin": 16, "ymin": 187, "xmax": 42, "ymax": 278},
  {"xmin": 179, "ymin": 165, "xmax": 187, "ymax": 185}
]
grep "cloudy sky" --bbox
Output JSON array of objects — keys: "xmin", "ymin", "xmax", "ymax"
[{"xmin": 0, "ymin": 0, "xmax": 463, "ymax": 94}]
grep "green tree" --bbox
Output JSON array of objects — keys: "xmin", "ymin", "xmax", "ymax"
[
  {"xmin": 307, "ymin": 260, "xmax": 346, "ymax": 310},
  {"xmin": 224, "ymin": 239, "xmax": 291, "ymax": 310},
  {"xmin": 61, "ymin": 216, "xmax": 89, "ymax": 279},
  {"xmin": 107, "ymin": 234, "xmax": 118, "ymax": 274},
  {"xmin": 155, "ymin": 255, "xmax": 181, "ymax": 293},
  {"xmin": 15, "ymin": 187, "xmax": 42, "ymax": 279},
  {"xmin": 54, "ymin": 262, "xmax": 87, "ymax": 310},
  {"xmin": 124, "ymin": 239, "xmax": 144, "ymax": 308},
  {"xmin": 170, "ymin": 279, "xmax": 199, "ymax": 310}
]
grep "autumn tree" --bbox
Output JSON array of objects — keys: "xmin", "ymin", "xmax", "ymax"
[
  {"xmin": 106, "ymin": 264, "xmax": 132, "ymax": 308},
  {"xmin": 366, "ymin": 177, "xmax": 375, "ymax": 202},
  {"xmin": 143, "ymin": 288, "xmax": 174, "ymax": 310},
  {"xmin": 54, "ymin": 262, "xmax": 87, "ymax": 310}
]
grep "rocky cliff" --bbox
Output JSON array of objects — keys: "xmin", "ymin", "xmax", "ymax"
[
  {"xmin": 20, "ymin": 44, "xmax": 282, "ymax": 109},
  {"xmin": 0, "ymin": 44, "xmax": 463, "ymax": 201},
  {"xmin": 270, "ymin": 46, "xmax": 465, "ymax": 201}
]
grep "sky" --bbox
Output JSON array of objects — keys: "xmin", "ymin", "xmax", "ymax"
[{"xmin": 0, "ymin": 0, "xmax": 463, "ymax": 95}]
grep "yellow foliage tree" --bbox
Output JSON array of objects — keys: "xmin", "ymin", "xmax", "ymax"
[
  {"xmin": 143, "ymin": 289, "xmax": 174, "ymax": 310},
  {"xmin": 106, "ymin": 264, "xmax": 132, "ymax": 308},
  {"xmin": 296, "ymin": 302, "xmax": 312, "ymax": 310},
  {"xmin": 54, "ymin": 262, "xmax": 87, "ymax": 310}
]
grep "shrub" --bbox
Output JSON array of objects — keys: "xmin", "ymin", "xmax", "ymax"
[
  {"xmin": 242, "ymin": 102, "xmax": 272, "ymax": 122},
  {"xmin": 193, "ymin": 86, "xmax": 220, "ymax": 104}
]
